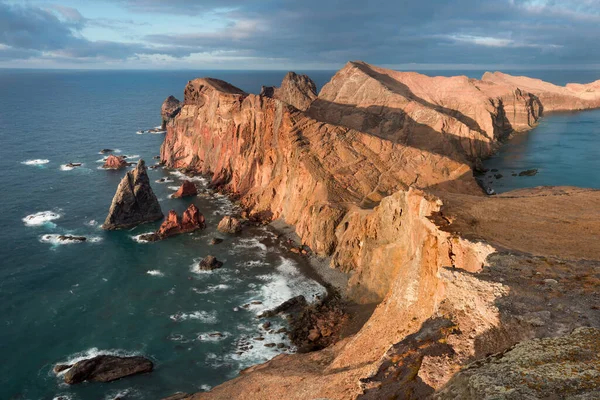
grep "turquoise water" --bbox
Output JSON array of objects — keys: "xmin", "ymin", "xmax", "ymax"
[
  {"xmin": 481, "ymin": 109, "xmax": 600, "ymax": 193},
  {"xmin": 0, "ymin": 70, "xmax": 335, "ymax": 400},
  {"xmin": 1, "ymin": 68, "xmax": 599, "ymax": 399}
]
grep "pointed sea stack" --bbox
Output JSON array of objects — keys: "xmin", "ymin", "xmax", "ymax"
[
  {"xmin": 102, "ymin": 159, "xmax": 163, "ymax": 230},
  {"xmin": 139, "ymin": 204, "xmax": 205, "ymax": 241},
  {"xmin": 161, "ymin": 95, "xmax": 182, "ymax": 129}
]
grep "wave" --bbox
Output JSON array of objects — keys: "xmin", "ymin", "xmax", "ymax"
[
  {"xmin": 21, "ymin": 159, "xmax": 49, "ymax": 166},
  {"xmin": 146, "ymin": 270, "xmax": 164, "ymax": 277},
  {"xmin": 86, "ymin": 219, "xmax": 97, "ymax": 227},
  {"xmin": 196, "ymin": 331, "xmax": 231, "ymax": 342},
  {"xmin": 169, "ymin": 310, "xmax": 218, "ymax": 323},
  {"xmin": 124, "ymin": 154, "xmax": 140, "ymax": 160},
  {"xmin": 244, "ymin": 257, "xmax": 326, "ymax": 315},
  {"xmin": 167, "ymin": 186, "xmax": 180, "ymax": 191},
  {"xmin": 169, "ymin": 170, "xmax": 207, "ymax": 183},
  {"xmin": 131, "ymin": 233, "xmax": 153, "ymax": 243},
  {"xmin": 155, "ymin": 178, "xmax": 174, "ymax": 184},
  {"xmin": 23, "ymin": 211, "xmax": 61, "ymax": 227},
  {"xmin": 191, "ymin": 284, "xmax": 230, "ymax": 294}
]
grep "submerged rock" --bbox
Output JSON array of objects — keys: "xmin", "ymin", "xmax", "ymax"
[
  {"xmin": 217, "ymin": 215, "xmax": 242, "ymax": 234},
  {"xmin": 140, "ymin": 204, "xmax": 205, "ymax": 241},
  {"xmin": 209, "ymin": 237, "xmax": 223, "ymax": 245},
  {"xmin": 197, "ymin": 255, "xmax": 224, "ymax": 271},
  {"xmin": 99, "ymin": 148, "xmax": 114, "ymax": 154},
  {"xmin": 61, "ymin": 355, "xmax": 153, "ymax": 384},
  {"xmin": 102, "ymin": 160, "xmax": 163, "ymax": 230},
  {"xmin": 172, "ymin": 180, "xmax": 197, "ymax": 199},
  {"xmin": 519, "ymin": 168, "xmax": 538, "ymax": 176}
]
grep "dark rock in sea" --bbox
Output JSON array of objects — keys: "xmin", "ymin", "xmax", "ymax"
[
  {"xmin": 153, "ymin": 155, "xmax": 161, "ymax": 160},
  {"xmin": 102, "ymin": 159, "xmax": 163, "ymax": 230},
  {"xmin": 264, "ymin": 343, "xmax": 276, "ymax": 348},
  {"xmin": 197, "ymin": 255, "xmax": 223, "ymax": 271},
  {"xmin": 217, "ymin": 215, "xmax": 243, "ymax": 234},
  {"xmin": 209, "ymin": 237, "xmax": 224, "ymax": 245},
  {"xmin": 172, "ymin": 180, "xmax": 197, "ymax": 199},
  {"xmin": 103, "ymin": 155, "xmax": 128, "ymax": 170},
  {"xmin": 161, "ymin": 95, "xmax": 182, "ymax": 129},
  {"xmin": 53, "ymin": 364, "xmax": 72, "ymax": 374},
  {"xmin": 277, "ymin": 343, "xmax": 285, "ymax": 349},
  {"xmin": 58, "ymin": 235, "xmax": 86, "ymax": 242},
  {"xmin": 100, "ymin": 149, "xmax": 114, "ymax": 154},
  {"xmin": 62, "ymin": 355, "xmax": 153, "ymax": 384},
  {"xmin": 512, "ymin": 173, "xmax": 518, "ymax": 176},
  {"xmin": 65, "ymin": 162, "xmax": 82, "ymax": 168},
  {"xmin": 259, "ymin": 295, "xmax": 308, "ymax": 318},
  {"xmin": 494, "ymin": 174, "xmax": 503, "ymax": 179},
  {"xmin": 262, "ymin": 321, "xmax": 271, "ymax": 330},
  {"xmin": 519, "ymin": 169, "xmax": 539, "ymax": 176}
]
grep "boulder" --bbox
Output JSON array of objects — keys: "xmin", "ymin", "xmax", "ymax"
[
  {"xmin": 209, "ymin": 237, "xmax": 223, "ymax": 245},
  {"xmin": 161, "ymin": 95, "xmax": 182, "ymax": 129},
  {"xmin": 172, "ymin": 181, "xmax": 197, "ymax": 198},
  {"xmin": 99, "ymin": 149, "xmax": 114, "ymax": 154},
  {"xmin": 103, "ymin": 155, "xmax": 128, "ymax": 170},
  {"xmin": 61, "ymin": 355, "xmax": 153, "ymax": 384},
  {"xmin": 259, "ymin": 295, "xmax": 308, "ymax": 318},
  {"xmin": 197, "ymin": 255, "xmax": 223, "ymax": 271},
  {"xmin": 102, "ymin": 160, "xmax": 163, "ymax": 230},
  {"xmin": 53, "ymin": 364, "xmax": 72, "ymax": 374},
  {"xmin": 140, "ymin": 204, "xmax": 205, "ymax": 241},
  {"xmin": 217, "ymin": 216, "xmax": 242, "ymax": 234}
]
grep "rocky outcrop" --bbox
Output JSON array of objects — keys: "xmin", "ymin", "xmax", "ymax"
[
  {"xmin": 217, "ymin": 216, "xmax": 242, "ymax": 234},
  {"xmin": 159, "ymin": 63, "xmax": 600, "ymax": 399},
  {"xmin": 260, "ymin": 72, "xmax": 317, "ymax": 111},
  {"xmin": 435, "ymin": 327, "xmax": 600, "ymax": 399},
  {"xmin": 483, "ymin": 71, "xmax": 600, "ymax": 112},
  {"xmin": 196, "ymin": 255, "xmax": 223, "ymax": 271},
  {"xmin": 161, "ymin": 95, "xmax": 182, "ymax": 129},
  {"xmin": 172, "ymin": 180, "xmax": 197, "ymax": 198},
  {"xmin": 102, "ymin": 159, "xmax": 163, "ymax": 230},
  {"xmin": 103, "ymin": 155, "xmax": 128, "ymax": 170},
  {"xmin": 140, "ymin": 204, "xmax": 205, "ymax": 241},
  {"xmin": 58, "ymin": 355, "xmax": 153, "ymax": 384}
]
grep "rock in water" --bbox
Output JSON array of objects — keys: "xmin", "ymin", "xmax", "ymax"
[
  {"xmin": 102, "ymin": 159, "xmax": 163, "ymax": 230},
  {"xmin": 103, "ymin": 155, "xmax": 128, "ymax": 170},
  {"xmin": 62, "ymin": 355, "xmax": 153, "ymax": 384},
  {"xmin": 140, "ymin": 204, "xmax": 205, "ymax": 241},
  {"xmin": 197, "ymin": 255, "xmax": 223, "ymax": 271},
  {"xmin": 172, "ymin": 180, "xmax": 197, "ymax": 198},
  {"xmin": 217, "ymin": 215, "xmax": 242, "ymax": 234},
  {"xmin": 161, "ymin": 95, "xmax": 182, "ymax": 129}
]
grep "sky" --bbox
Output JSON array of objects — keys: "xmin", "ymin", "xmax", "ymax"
[{"xmin": 1, "ymin": 0, "xmax": 600, "ymax": 70}]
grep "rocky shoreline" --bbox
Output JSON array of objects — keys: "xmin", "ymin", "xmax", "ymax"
[{"xmin": 150, "ymin": 62, "xmax": 600, "ymax": 399}]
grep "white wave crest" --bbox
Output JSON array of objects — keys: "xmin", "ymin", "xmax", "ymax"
[
  {"xmin": 23, "ymin": 211, "xmax": 61, "ymax": 227},
  {"xmin": 131, "ymin": 233, "xmax": 153, "ymax": 243},
  {"xmin": 147, "ymin": 270, "xmax": 164, "ymax": 277},
  {"xmin": 22, "ymin": 159, "xmax": 49, "ymax": 166},
  {"xmin": 192, "ymin": 284, "xmax": 230, "ymax": 294},
  {"xmin": 169, "ymin": 310, "xmax": 218, "ymax": 323}
]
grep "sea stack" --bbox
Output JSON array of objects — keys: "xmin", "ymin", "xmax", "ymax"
[
  {"xmin": 102, "ymin": 154, "xmax": 128, "ymax": 170},
  {"xmin": 172, "ymin": 180, "xmax": 197, "ymax": 198},
  {"xmin": 139, "ymin": 203, "xmax": 205, "ymax": 241},
  {"xmin": 102, "ymin": 159, "xmax": 163, "ymax": 230}
]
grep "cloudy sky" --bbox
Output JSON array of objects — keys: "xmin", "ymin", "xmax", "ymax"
[{"xmin": 1, "ymin": 0, "xmax": 600, "ymax": 69}]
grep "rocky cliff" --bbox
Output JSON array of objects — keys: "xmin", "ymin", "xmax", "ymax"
[
  {"xmin": 260, "ymin": 71, "xmax": 317, "ymax": 111},
  {"xmin": 159, "ymin": 62, "xmax": 600, "ymax": 399}
]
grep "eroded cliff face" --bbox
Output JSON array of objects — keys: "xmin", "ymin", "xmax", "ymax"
[{"xmin": 159, "ymin": 63, "xmax": 600, "ymax": 399}]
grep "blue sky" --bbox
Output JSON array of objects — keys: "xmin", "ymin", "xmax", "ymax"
[{"xmin": 1, "ymin": 0, "xmax": 600, "ymax": 69}]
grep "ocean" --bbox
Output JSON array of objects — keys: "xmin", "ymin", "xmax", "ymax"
[{"xmin": 1, "ymin": 68, "xmax": 599, "ymax": 400}]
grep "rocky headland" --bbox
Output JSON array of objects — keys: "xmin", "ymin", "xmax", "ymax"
[
  {"xmin": 157, "ymin": 62, "xmax": 600, "ymax": 399},
  {"xmin": 102, "ymin": 159, "xmax": 163, "ymax": 230}
]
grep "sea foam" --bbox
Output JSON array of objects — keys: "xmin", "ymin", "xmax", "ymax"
[
  {"xmin": 169, "ymin": 310, "xmax": 218, "ymax": 323},
  {"xmin": 22, "ymin": 211, "xmax": 61, "ymax": 227},
  {"xmin": 21, "ymin": 159, "xmax": 49, "ymax": 166}
]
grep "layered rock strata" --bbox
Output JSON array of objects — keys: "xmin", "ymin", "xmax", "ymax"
[
  {"xmin": 260, "ymin": 71, "xmax": 317, "ymax": 111},
  {"xmin": 158, "ymin": 62, "xmax": 600, "ymax": 399},
  {"xmin": 58, "ymin": 355, "xmax": 153, "ymax": 384},
  {"xmin": 161, "ymin": 95, "xmax": 182, "ymax": 129},
  {"xmin": 102, "ymin": 160, "xmax": 163, "ymax": 229}
]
